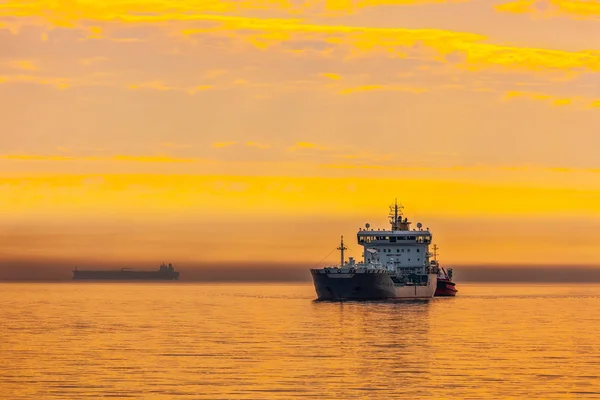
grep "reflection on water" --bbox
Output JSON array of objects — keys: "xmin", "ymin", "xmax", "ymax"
[{"xmin": 1, "ymin": 283, "xmax": 599, "ymax": 399}]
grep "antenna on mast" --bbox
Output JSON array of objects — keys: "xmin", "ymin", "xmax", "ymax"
[
  {"xmin": 388, "ymin": 198, "xmax": 404, "ymax": 230},
  {"xmin": 337, "ymin": 235, "xmax": 348, "ymax": 267}
]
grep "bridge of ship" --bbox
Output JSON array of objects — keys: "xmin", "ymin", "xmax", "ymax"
[
  {"xmin": 356, "ymin": 230, "xmax": 432, "ymax": 244},
  {"xmin": 355, "ymin": 229, "xmax": 433, "ymax": 275}
]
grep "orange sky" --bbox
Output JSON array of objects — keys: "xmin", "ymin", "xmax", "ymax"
[{"xmin": 1, "ymin": 0, "xmax": 600, "ymax": 270}]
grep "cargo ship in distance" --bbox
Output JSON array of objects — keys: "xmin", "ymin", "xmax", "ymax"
[
  {"xmin": 310, "ymin": 200, "xmax": 447, "ymax": 300},
  {"xmin": 73, "ymin": 263, "xmax": 179, "ymax": 280}
]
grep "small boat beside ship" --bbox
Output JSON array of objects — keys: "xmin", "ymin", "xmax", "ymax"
[
  {"xmin": 432, "ymin": 245, "xmax": 458, "ymax": 297},
  {"xmin": 73, "ymin": 263, "xmax": 179, "ymax": 280}
]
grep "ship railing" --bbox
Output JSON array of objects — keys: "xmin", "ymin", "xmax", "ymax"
[{"xmin": 313, "ymin": 266, "xmax": 388, "ymax": 274}]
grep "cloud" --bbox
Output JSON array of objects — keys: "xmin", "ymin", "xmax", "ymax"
[
  {"xmin": 181, "ymin": 16, "xmax": 600, "ymax": 75},
  {"xmin": 160, "ymin": 142, "xmax": 191, "ymax": 149},
  {"xmin": 338, "ymin": 84, "xmax": 428, "ymax": 94},
  {"xmin": 2, "ymin": 60, "xmax": 38, "ymax": 71},
  {"xmin": 502, "ymin": 90, "xmax": 581, "ymax": 107},
  {"xmin": 321, "ymin": 73, "xmax": 342, "ymax": 80},
  {"xmin": 0, "ymin": 0, "xmax": 472, "ymax": 28},
  {"xmin": 79, "ymin": 57, "xmax": 108, "ymax": 66},
  {"xmin": 245, "ymin": 141, "xmax": 270, "ymax": 149},
  {"xmin": 0, "ymin": 74, "xmax": 71, "ymax": 89},
  {"xmin": 127, "ymin": 80, "xmax": 174, "ymax": 91},
  {"xmin": 4, "ymin": 1, "xmax": 599, "ymax": 76},
  {"xmin": 503, "ymin": 92, "xmax": 600, "ymax": 110},
  {"xmin": 0, "ymin": 154, "xmax": 197, "ymax": 163},
  {"xmin": 288, "ymin": 142, "xmax": 329, "ymax": 151},
  {"xmin": 496, "ymin": 0, "xmax": 600, "ymax": 19},
  {"xmin": 187, "ymin": 85, "xmax": 212, "ymax": 95},
  {"xmin": 127, "ymin": 81, "xmax": 212, "ymax": 94},
  {"xmin": 212, "ymin": 141, "xmax": 238, "ymax": 148}
]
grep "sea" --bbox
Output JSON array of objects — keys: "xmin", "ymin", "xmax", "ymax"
[{"xmin": 1, "ymin": 282, "xmax": 599, "ymax": 399}]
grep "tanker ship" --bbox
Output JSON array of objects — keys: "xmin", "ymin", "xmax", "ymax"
[
  {"xmin": 73, "ymin": 263, "xmax": 179, "ymax": 280},
  {"xmin": 310, "ymin": 200, "xmax": 442, "ymax": 300}
]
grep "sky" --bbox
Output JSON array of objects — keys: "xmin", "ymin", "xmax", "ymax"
[{"xmin": 1, "ymin": 0, "xmax": 600, "ymax": 279}]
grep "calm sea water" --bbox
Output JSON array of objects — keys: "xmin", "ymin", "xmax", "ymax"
[{"xmin": 1, "ymin": 283, "xmax": 599, "ymax": 399}]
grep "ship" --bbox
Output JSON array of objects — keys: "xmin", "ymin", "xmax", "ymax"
[
  {"xmin": 432, "ymin": 244, "xmax": 458, "ymax": 296},
  {"xmin": 310, "ymin": 200, "xmax": 439, "ymax": 300},
  {"xmin": 72, "ymin": 263, "xmax": 179, "ymax": 280}
]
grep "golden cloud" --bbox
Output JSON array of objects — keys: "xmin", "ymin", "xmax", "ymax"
[
  {"xmin": 0, "ymin": 0, "xmax": 471, "ymax": 27},
  {"xmin": 2, "ymin": 60, "xmax": 38, "ymax": 71},
  {"xmin": 0, "ymin": 154, "xmax": 197, "ymax": 163},
  {"xmin": 321, "ymin": 73, "xmax": 342, "ymax": 80},
  {"xmin": 181, "ymin": 16, "xmax": 600, "ymax": 74},
  {"xmin": 3, "ymin": 0, "xmax": 599, "ymax": 75},
  {"xmin": 288, "ymin": 142, "xmax": 329, "ymax": 151},
  {"xmin": 127, "ymin": 80, "xmax": 174, "ymax": 91},
  {"xmin": 245, "ymin": 141, "xmax": 270, "ymax": 149},
  {"xmin": 0, "ymin": 74, "xmax": 70, "ymax": 89},
  {"xmin": 503, "ymin": 90, "xmax": 577, "ymax": 106},
  {"xmin": 187, "ymin": 85, "xmax": 212, "ymax": 95},
  {"xmin": 160, "ymin": 142, "xmax": 191, "ymax": 149},
  {"xmin": 503, "ymin": 90, "xmax": 600, "ymax": 110},
  {"xmin": 79, "ymin": 57, "xmax": 109, "ymax": 66},
  {"xmin": 339, "ymin": 84, "xmax": 428, "ymax": 94},
  {"xmin": 212, "ymin": 141, "xmax": 238, "ymax": 148},
  {"xmin": 496, "ymin": 0, "xmax": 600, "ymax": 19}
]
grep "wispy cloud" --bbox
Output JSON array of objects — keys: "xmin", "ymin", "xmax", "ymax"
[
  {"xmin": 160, "ymin": 142, "xmax": 191, "ymax": 149},
  {"xmin": 79, "ymin": 57, "xmax": 108, "ymax": 66},
  {"xmin": 288, "ymin": 142, "xmax": 329, "ymax": 151},
  {"xmin": 245, "ymin": 141, "xmax": 270, "ymax": 149},
  {"xmin": 320, "ymin": 73, "xmax": 342, "ymax": 80},
  {"xmin": 500, "ymin": 90, "xmax": 600, "ymax": 108},
  {"xmin": 339, "ymin": 84, "xmax": 428, "ymax": 94},
  {"xmin": 127, "ymin": 80, "xmax": 174, "ymax": 91},
  {"xmin": 187, "ymin": 85, "xmax": 212, "ymax": 95},
  {"xmin": 2, "ymin": 60, "xmax": 38, "ymax": 71},
  {"xmin": 0, "ymin": 0, "xmax": 473, "ymax": 26},
  {"xmin": 181, "ymin": 16, "xmax": 600, "ymax": 75},
  {"xmin": 503, "ymin": 90, "xmax": 573, "ymax": 106},
  {"xmin": 212, "ymin": 141, "xmax": 238, "ymax": 148},
  {"xmin": 496, "ymin": 0, "xmax": 600, "ymax": 19},
  {"xmin": 1, "ymin": 154, "xmax": 197, "ymax": 163},
  {"xmin": 5, "ymin": 1, "xmax": 599, "ymax": 76},
  {"xmin": 79, "ymin": 26, "xmax": 142, "ymax": 42},
  {"xmin": 0, "ymin": 75, "xmax": 70, "ymax": 89}
]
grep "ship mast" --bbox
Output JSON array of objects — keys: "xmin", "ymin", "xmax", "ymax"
[
  {"xmin": 389, "ymin": 198, "xmax": 404, "ymax": 230},
  {"xmin": 337, "ymin": 235, "xmax": 347, "ymax": 267},
  {"xmin": 432, "ymin": 244, "xmax": 439, "ymax": 263}
]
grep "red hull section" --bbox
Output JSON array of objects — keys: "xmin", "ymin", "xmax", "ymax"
[{"xmin": 435, "ymin": 279, "xmax": 457, "ymax": 297}]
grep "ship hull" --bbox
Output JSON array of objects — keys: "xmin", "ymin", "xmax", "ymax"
[
  {"xmin": 435, "ymin": 279, "xmax": 457, "ymax": 296},
  {"xmin": 73, "ymin": 271, "xmax": 179, "ymax": 280},
  {"xmin": 310, "ymin": 270, "xmax": 437, "ymax": 300}
]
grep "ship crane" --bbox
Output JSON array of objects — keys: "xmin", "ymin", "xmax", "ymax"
[{"xmin": 337, "ymin": 235, "xmax": 348, "ymax": 266}]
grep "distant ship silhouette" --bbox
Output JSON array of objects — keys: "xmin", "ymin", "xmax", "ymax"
[{"xmin": 72, "ymin": 263, "xmax": 179, "ymax": 280}]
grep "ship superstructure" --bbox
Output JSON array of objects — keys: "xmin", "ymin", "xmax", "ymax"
[{"xmin": 310, "ymin": 200, "xmax": 439, "ymax": 300}]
